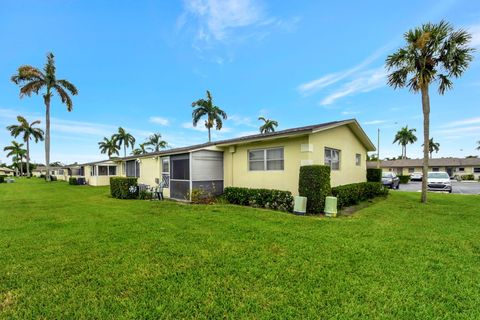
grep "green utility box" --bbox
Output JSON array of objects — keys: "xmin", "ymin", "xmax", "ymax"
[
  {"xmin": 324, "ymin": 196, "xmax": 337, "ymax": 217},
  {"xmin": 293, "ymin": 196, "xmax": 307, "ymax": 215}
]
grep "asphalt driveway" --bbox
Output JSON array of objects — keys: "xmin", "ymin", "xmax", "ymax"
[{"xmin": 397, "ymin": 181, "xmax": 480, "ymax": 195}]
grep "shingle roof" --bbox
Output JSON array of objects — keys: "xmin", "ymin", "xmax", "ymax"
[
  {"xmin": 367, "ymin": 158, "xmax": 480, "ymax": 168},
  {"xmin": 120, "ymin": 118, "xmax": 374, "ymax": 161}
]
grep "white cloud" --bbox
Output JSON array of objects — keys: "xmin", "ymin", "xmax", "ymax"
[
  {"xmin": 441, "ymin": 117, "xmax": 480, "ymax": 128},
  {"xmin": 468, "ymin": 24, "xmax": 480, "ymax": 49},
  {"xmin": 149, "ymin": 116, "xmax": 170, "ymax": 126},
  {"xmin": 435, "ymin": 125, "xmax": 480, "ymax": 135},
  {"xmin": 182, "ymin": 0, "xmax": 266, "ymax": 41},
  {"xmin": 229, "ymin": 114, "xmax": 257, "ymax": 127},
  {"xmin": 363, "ymin": 120, "xmax": 388, "ymax": 125},
  {"xmin": 297, "ymin": 44, "xmax": 391, "ymax": 96},
  {"xmin": 320, "ymin": 68, "xmax": 387, "ymax": 106}
]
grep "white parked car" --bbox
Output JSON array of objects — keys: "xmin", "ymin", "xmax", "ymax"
[
  {"xmin": 410, "ymin": 172, "xmax": 423, "ymax": 181},
  {"xmin": 427, "ymin": 172, "xmax": 452, "ymax": 193}
]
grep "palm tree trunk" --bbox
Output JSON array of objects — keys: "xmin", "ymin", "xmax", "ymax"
[
  {"xmin": 124, "ymin": 144, "xmax": 126, "ymax": 157},
  {"xmin": 421, "ymin": 85, "xmax": 430, "ymax": 203},
  {"xmin": 45, "ymin": 95, "xmax": 51, "ymax": 181},
  {"xmin": 208, "ymin": 128, "xmax": 211, "ymax": 142},
  {"xmin": 26, "ymin": 139, "xmax": 30, "ymax": 177}
]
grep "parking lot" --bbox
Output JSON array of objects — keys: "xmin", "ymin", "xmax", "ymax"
[{"xmin": 397, "ymin": 181, "xmax": 480, "ymax": 195}]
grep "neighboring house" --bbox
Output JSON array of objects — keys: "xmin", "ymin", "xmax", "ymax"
[
  {"xmin": 112, "ymin": 119, "xmax": 375, "ymax": 200},
  {"xmin": 0, "ymin": 167, "xmax": 15, "ymax": 176},
  {"xmin": 32, "ymin": 166, "xmax": 47, "ymax": 177},
  {"xmin": 50, "ymin": 165, "xmax": 84, "ymax": 181},
  {"xmin": 367, "ymin": 158, "xmax": 480, "ymax": 179},
  {"xmin": 80, "ymin": 160, "xmax": 122, "ymax": 186}
]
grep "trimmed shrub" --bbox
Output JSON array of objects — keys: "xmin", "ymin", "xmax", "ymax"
[
  {"xmin": 398, "ymin": 175, "xmax": 410, "ymax": 184},
  {"xmin": 367, "ymin": 168, "xmax": 382, "ymax": 182},
  {"xmin": 0, "ymin": 176, "xmax": 4, "ymax": 183},
  {"xmin": 332, "ymin": 182, "xmax": 388, "ymax": 209},
  {"xmin": 298, "ymin": 165, "xmax": 331, "ymax": 214},
  {"xmin": 68, "ymin": 177, "xmax": 78, "ymax": 185},
  {"xmin": 138, "ymin": 190, "xmax": 153, "ymax": 200},
  {"xmin": 110, "ymin": 177, "xmax": 138, "ymax": 199},
  {"xmin": 461, "ymin": 174, "xmax": 474, "ymax": 181},
  {"xmin": 224, "ymin": 187, "xmax": 294, "ymax": 212}
]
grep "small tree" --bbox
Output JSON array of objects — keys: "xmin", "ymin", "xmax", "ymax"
[
  {"xmin": 191, "ymin": 90, "xmax": 227, "ymax": 142},
  {"xmin": 112, "ymin": 127, "xmax": 135, "ymax": 157},
  {"xmin": 393, "ymin": 126, "xmax": 417, "ymax": 159},
  {"xmin": 258, "ymin": 116, "xmax": 278, "ymax": 133}
]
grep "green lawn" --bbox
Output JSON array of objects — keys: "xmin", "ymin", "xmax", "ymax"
[{"xmin": 1, "ymin": 179, "xmax": 480, "ymax": 319}]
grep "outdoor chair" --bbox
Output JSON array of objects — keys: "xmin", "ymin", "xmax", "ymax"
[{"xmin": 150, "ymin": 182, "xmax": 164, "ymax": 201}]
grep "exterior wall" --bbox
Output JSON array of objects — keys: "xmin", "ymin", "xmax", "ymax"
[
  {"xmin": 223, "ymin": 135, "xmax": 309, "ymax": 196},
  {"xmin": 137, "ymin": 157, "xmax": 160, "ymax": 186},
  {"xmin": 308, "ymin": 126, "xmax": 368, "ymax": 187}
]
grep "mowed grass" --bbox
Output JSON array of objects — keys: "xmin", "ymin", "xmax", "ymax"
[{"xmin": 1, "ymin": 179, "xmax": 480, "ymax": 319}]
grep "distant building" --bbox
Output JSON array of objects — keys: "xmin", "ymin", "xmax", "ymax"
[{"xmin": 367, "ymin": 158, "xmax": 480, "ymax": 179}]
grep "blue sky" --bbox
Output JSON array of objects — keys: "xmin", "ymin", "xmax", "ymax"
[{"xmin": 0, "ymin": 0, "xmax": 479, "ymax": 165}]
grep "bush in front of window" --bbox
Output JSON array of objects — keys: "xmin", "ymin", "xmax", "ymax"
[
  {"xmin": 332, "ymin": 182, "xmax": 388, "ymax": 209},
  {"xmin": 223, "ymin": 187, "xmax": 294, "ymax": 212},
  {"xmin": 0, "ymin": 175, "xmax": 5, "ymax": 183},
  {"xmin": 298, "ymin": 165, "xmax": 331, "ymax": 214},
  {"xmin": 461, "ymin": 174, "xmax": 474, "ymax": 181},
  {"xmin": 110, "ymin": 177, "xmax": 139, "ymax": 199},
  {"xmin": 398, "ymin": 175, "xmax": 410, "ymax": 184},
  {"xmin": 366, "ymin": 168, "xmax": 382, "ymax": 182},
  {"xmin": 68, "ymin": 177, "xmax": 78, "ymax": 185}
]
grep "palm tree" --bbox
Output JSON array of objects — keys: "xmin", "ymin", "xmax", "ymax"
[
  {"xmin": 4, "ymin": 141, "xmax": 26, "ymax": 176},
  {"xmin": 7, "ymin": 116, "xmax": 44, "ymax": 177},
  {"xmin": 191, "ymin": 90, "xmax": 227, "ymax": 142},
  {"xmin": 477, "ymin": 141, "xmax": 480, "ymax": 151},
  {"xmin": 422, "ymin": 138, "xmax": 440, "ymax": 159},
  {"xmin": 386, "ymin": 20, "xmax": 474, "ymax": 203},
  {"xmin": 132, "ymin": 143, "xmax": 148, "ymax": 155},
  {"xmin": 144, "ymin": 133, "xmax": 168, "ymax": 152},
  {"xmin": 393, "ymin": 126, "xmax": 417, "ymax": 159},
  {"xmin": 11, "ymin": 52, "xmax": 78, "ymax": 181},
  {"xmin": 258, "ymin": 116, "xmax": 278, "ymax": 134},
  {"xmin": 112, "ymin": 127, "xmax": 135, "ymax": 157},
  {"xmin": 98, "ymin": 136, "xmax": 120, "ymax": 158}
]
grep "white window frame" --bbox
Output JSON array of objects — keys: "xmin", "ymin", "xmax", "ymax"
[
  {"xmin": 248, "ymin": 147, "xmax": 284, "ymax": 171},
  {"xmin": 474, "ymin": 167, "xmax": 480, "ymax": 173},
  {"xmin": 324, "ymin": 148, "xmax": 341, "ymax": 171},
  {"xmin": 355, "ymin": 153, "xmax": 361, "ymax": 166}
]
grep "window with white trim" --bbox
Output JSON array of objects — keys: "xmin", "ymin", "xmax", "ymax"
[
  {"xmin": 248, "ymin": 147, "xmax": 284, "ymax": 171},
  {"xmin": 355, "ymin": 154, "xmax": 361, "ymax": 166},
  {"xmin": 474, "ymin": 167, "xmax": 480, "ymax": 173},
  {"xmin": 458, "ymin": 167, "xmax": 465, "ymax": 172},
  {"xmin": 408, "ymin": 168, "xmax": 414, "ymax": 173},
  {"xmin": 324, "ymin": 148, "xmax": 340, "ymax": 170}
]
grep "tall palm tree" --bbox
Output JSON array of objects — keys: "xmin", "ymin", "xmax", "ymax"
[
  {"xmin": 98, "ymin": 136, "xmax": 120, "ymax": 158},
  {"xmin": 191, "ymin": 90, "xmax": 227, "ymax": 142},
  {"xmin": 386, "ymin": 20, "xmax": 474, "ymax": 203},
  {"xmin": 7, "ymin": 116, "xmax": 44, "ymax": 177},
  {"xmin": 11, "ymin": 52, "xmax": 78, "ymax": 181},
  {"xmin": 4, "ymin": 141, "xmax": 26, "ymax": 176},
  {"xmin": 393, "ymin": 126, "xmax": 417, "ymax": 159},
  {"xmin": 258, "ymin": 116, "xmax": 278, "ymax": 134},
  {"xmin": 112, "ymin": 127, "xmax": 135, "ymax": 157},
  {"xmin": 132, "ymin": 143, "xmax": 148, "ymax": 155},
  {"xmin": 422, "ymin": 138, "xmax": 440, "ymax": 159},
  {"xmin": 144, "ymin": 133, "xmax": 168, "ymax": 152}
]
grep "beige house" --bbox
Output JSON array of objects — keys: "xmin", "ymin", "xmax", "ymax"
[
  {"xmin": 368, "ymin": 158, "xmax": 480, "ymax": 179},
  {"xmin": 109, "ymin": 119, "xmax": 376, "ymax": 200},
  {"xmin": 80, "ymin": 160, "xmax": 122, "ymax": 186},
  {"xmin": 0, "ymin": 167, "xmax": 15, "ymax": 176}
]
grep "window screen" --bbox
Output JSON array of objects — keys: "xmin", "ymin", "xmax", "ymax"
[
  {"xmin": 325, "ymin": 148, "xmax": 340, "ymax": 170},
  {"xmin": 171, "ymin": 158, "xmax": 189, "ymax": 180},
  {"xmin": 108, "ymin": 166, "xmax": 116, "ymax": 176},
  {"xmin": 162, "ymin": 158, "xmax": 169, "ymax": 173},
  {"xmin": 355, "ymin": 154, "xmax": 361, "ymax": 166},
  {"xmin": 98, "ymin": 166, "xmax": 108, "ymax": 176},
  {"xmin": 248, "ymin": 148, "xmax": 284, "ymax": 171}
]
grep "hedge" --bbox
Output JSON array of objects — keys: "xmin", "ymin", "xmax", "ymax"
[
  {"xmin": 298, "ymin": 165, "xmax": 331, "ymax": 213},
  {"xmin": 0, "ymin": 176, "xmax": 5, "ymax": 183},
  {"xmin": 398, "ymin": 175, "xmax": 410, "ymax": 184},
  {"xmin": 68, "ymin": 177, "xmax": 77, "ymax": 185},
  {"xmin": 367, "ymin": 168, "xmax": 382, "ymax": 182},
  {"xmin": 110, "ymin": 177, "xmax": 139, "ymax": 199},
  {"xmin": 461, "ymin": 174, "xmax": 474, "ymax": 181},
  {"xmin": 332, "ymin": 182, "xmax": 389, "ymax": 209},
  {"xmin": 223, "ymin": 187, "xmax": 294, "ymax": 212}
]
